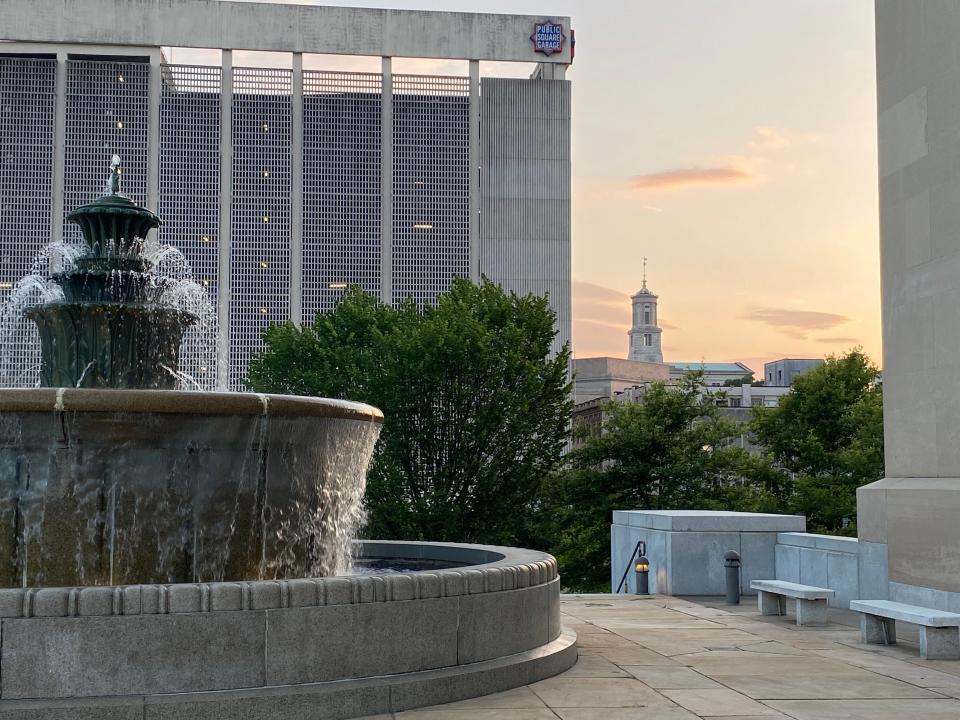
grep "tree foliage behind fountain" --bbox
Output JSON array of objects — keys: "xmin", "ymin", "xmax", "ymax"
[{"xmin": 27, "ymin": 157, "xmax": 196, "ymax": 389}]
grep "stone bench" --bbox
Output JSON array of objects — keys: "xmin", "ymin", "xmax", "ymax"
[
  {"xmin": 850, "ymin": 599, "xmax": 960, "ymax": 660},
  {"xmin": 750, "ymin": 580, "xmax": 834, "ymax": 626}
]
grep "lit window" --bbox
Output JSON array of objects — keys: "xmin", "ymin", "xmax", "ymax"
[
  {"xmin": 116, "ymin": 121, "xmax": 124, "ymax": 129},
  {"xmin": 117, "ymin": 75, "xmax": 125, "ymax": 83},
  {"xmin": 260, "ymin": 307, "xmax": 268, "ymax": 315},
  {"xmin": 413, "ymin": 223, "xmax": 433, "ymax": 230},
  {"xmin": 262, "ymin": 215, "xmax": 269, "ymax": 223},
  {"xmin": 328, "ymin": 282, "xmax": 347, "ymax": 289},
  {"xmin": 259, "ymin": 261, "xmax": 269, "ymax": 269},
  {"xmin": 262, "ymin": 123, "xmax": 270, "ymax": 132},
  {"xmin": 262, "ymin": 170, "xmax": 270, "ymax": 178},
  {"xmin": 0, "ymin": 282, "xmax": 12, "ymax": 289},
  {"xmin": 200, "ymin": 235, "xmax": 211, "ymax": 243}
]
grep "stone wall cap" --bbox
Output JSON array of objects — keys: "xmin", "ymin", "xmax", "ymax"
[{"xmin": 612, "ymin": 509, "xmax": 806, "ymax": 532}]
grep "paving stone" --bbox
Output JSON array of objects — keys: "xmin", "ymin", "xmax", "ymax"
[
  {"xmin": 551, "ymin": 709, "xmax": 698, "ymax": 720},
  {"xmin": 765, "ymin": 698, "xmax": 960, "ymax": 719},
  {"xmin": 426, "ymin": 687, "xmax": 547, "ymax": 709},
  {"xmin": 554, "ymin": 654, "xmax": 632, "ymax": 678},
  {"xmin": 528, "ymin": 677, "xmax": 680, "ymax": 708},
  {"xmin": 660, "ymin": 688, "xmax": 782, "ymax": 716},
  {"xmin": 622, "ymin": 666, "xmax": 723, "ymax": 689},
  {"xmin": 711, "ymin": 671, "xmax": 946, "ymax": 700},
  {"xmin": 394, "ymin": 711, "xmax": 556, "ymax": 720}
]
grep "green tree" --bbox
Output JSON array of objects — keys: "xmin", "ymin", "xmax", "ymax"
[
  {"xmin": 541, "ymin": 374, "xmax": 772, "ymax": 591},
  {"xmin": 247, "ymin": 278, "xmax": 572, "ymax": 546},
  {"xmin": 750, "ymin": 349, "xmax": 883, "ymax": 534}
]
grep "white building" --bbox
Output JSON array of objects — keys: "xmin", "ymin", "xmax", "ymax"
[
  {"xmin": 667, "ymin": 362, "xmax": 754, "ymax": 387},
  {"xmin": 0, "ymin": 1, "xmax": 573, "ymax": 389}
]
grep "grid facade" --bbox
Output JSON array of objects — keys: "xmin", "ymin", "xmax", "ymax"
[
  {"xmin": 392, "ymin": 75, "xmax": 471, "ymax": 307},
  {"xmin": 64, "ymin": 59, "xmax": 150, "ymax": 240},
  {"xmin": 0, "ymin": 56, "xmax": 56, "ymax": 385},
  {"xmin": 159, "ymin": 64, "xmax": 222, "ymax": 387},
  {"xmin": 229, "ymin": 67, "xmax": 292, "ymax": 389},
  {"xmin": 0, "ymin": 53, "xmax": 572, "ymax": 389},
  {"xmin": 302, "ymin": 71, "xmax": 381, "ymax": 321}
]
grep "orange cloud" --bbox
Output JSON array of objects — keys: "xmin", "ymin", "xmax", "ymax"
[
  {"xmin": 744, "ymin": 307, "xmax": 850, "ymax": 340},
  {"xmin": 630, "ymin": 165, "xmax": 755, "ymax": 191}
]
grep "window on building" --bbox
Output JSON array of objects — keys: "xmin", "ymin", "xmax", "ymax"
[
  {"xmin": 751, "ymin": 396, "xmax": 764, "ymax": 406},
  {"xmin": 643, "ymin": 305, "xmax": 651, "ymax": 325},
  {"xmin": 644, "ymin": 333, "xmax": 652, "ymax": 346},
  {"xmin": 777, "ymin": 370, "xmax": 782, "ymax": 384},
  {"xmin": 729, "ymin": 397, "xmax": 742, "ymax": 408}
]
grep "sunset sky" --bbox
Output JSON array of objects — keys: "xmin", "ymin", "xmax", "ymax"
[{"xmin": 202, "ymin": 0, "xmax": 881, "ymax": 373}]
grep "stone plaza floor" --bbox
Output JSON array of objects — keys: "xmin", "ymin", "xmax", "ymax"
[{"xmin": 362, "ymin": 592, "xmax": 960, "ymax": 719}]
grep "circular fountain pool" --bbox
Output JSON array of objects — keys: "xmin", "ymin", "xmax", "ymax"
[{"xmin": 0, "ymin": 540, "xmax": 575, "ymax": 719}]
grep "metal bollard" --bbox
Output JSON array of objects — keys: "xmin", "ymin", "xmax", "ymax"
[
  {"xmin": 724, "ymin": 551, "xmax": 741, "ymax": 604},
  {"xmin": 635, "ymin": 556, "xmax": 649, "ymax": 595}
]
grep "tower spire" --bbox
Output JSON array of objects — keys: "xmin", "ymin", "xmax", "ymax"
[{"xmin": 642, "ymin": 256, "xmax": 647, "ymax": 289}]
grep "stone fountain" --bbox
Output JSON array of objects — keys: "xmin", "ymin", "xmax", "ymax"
[{"xmin": 0, "ymin": 159, "xmax": 574, "ymax": 719}]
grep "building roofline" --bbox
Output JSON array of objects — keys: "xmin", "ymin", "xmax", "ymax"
[{"xmin": 0, "ymin": 0, "xmax": 573, "ymax": 63}]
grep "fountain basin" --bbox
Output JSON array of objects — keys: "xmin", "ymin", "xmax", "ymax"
[
  {"xmin": 0, "ymin": 541, "xmax": 575, "ymax": 719},
  {"xmin": 0, "ymin": 388, "xmax": 383, "ymax": 587}
]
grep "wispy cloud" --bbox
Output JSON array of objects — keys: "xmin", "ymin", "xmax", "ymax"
[
  {"xmin": 749, "ymin": 126, "xmax": 792, "ymax": 150},
  {"xmin": 630, "ymin": 164, "xmax": 756, "ymax": 192},
  {"xmin": 743, "ymin": 306, "xmax": 851, "ymax": 340},
  {"xmin": 642, "ymin": 204, "xmax": 664, "ymax": 213}
]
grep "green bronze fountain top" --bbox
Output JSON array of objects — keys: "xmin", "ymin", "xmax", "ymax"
[
  {"xmin": 66, "ymin": 155, "xmax": 161, "ymax": 260},
  {"xmin": 27, "ymin": 157, "xmax": 196, "ymax": 390}
]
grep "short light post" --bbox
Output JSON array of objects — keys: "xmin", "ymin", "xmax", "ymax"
[
  {"xmin": 724, "ymin": 551, "xmax": 741, "ymax": 605},
  {"xmin": 635, "ymin": 556, "xmax": 650, "ymax": 595}
]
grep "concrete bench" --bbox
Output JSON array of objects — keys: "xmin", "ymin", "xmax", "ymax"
[
  {"xmin": 850, "ymin": 599, "xmax": 960, "ymax": 660},
  {"xmin": 750, "ymin": 580, "xmax": 834, "ymax": 626}
]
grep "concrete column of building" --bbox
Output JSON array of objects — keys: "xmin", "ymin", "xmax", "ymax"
[
  {"xmin": 216, "ymin": 49, "xmax": 233, "ymax": 391},
  {"xmin": 50, "ymin": 50, "xmax": 67, "ymax": 244},
  {"xmin": 468, "ymin": 59, "xmax": 480, "ymax": 283},
  {"xmin": 857, "ymin": 2, "xmax": 960, "ymax": 608},
  {"xmin": 147, "ymin": 49, "xmax": 161, "ymax": 214},
  {"xmin": 380, "ymin": 56, "xmax": 393, "ymax": 304},
  {"xmin": 290, "ymin": 52, "xmax": 304, "ymax": 326}
]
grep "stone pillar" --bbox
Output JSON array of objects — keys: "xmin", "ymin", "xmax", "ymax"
[
  {"xmin": 380, "ymin": 56, "xmax": 393, "ymax": 305},
  {"xmin": 289, "ymin": 52, "xmax": 304, "ymax": 326},
  {"xmin": 859, "ymin": 1, "xmax": 960, "ymax": 609},
  {"xmin": 468, "ymin": 59, "xmax": 480, "ymax": 284},
  {"xmin": 216, "ymin": 49, "xmax": 233, "ymax": 391},
  {"xmin": 50, "ymin": 50, "xmax": 67, "ymax": 245}
]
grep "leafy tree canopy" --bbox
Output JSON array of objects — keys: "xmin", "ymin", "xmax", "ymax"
[
  {"xmin": 750, "ymin": 349, "xmax": 883, "ymax": 534},
  {"xmin": 247, "ymin": 278, "xmax": 572, "ymax": 546},
  {"xmin": 539, "ymin": 373, "xmax": 776, "ymax": 591}
]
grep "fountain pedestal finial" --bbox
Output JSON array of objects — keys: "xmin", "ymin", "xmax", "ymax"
[{"xmin": 105, "ymin": 154, "xmax": 122, "ymax": 196}]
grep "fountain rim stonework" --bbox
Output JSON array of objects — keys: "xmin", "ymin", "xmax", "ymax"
[{"xmin": 0, "ymin": 387, "xmax": 384, "ymax": 423}]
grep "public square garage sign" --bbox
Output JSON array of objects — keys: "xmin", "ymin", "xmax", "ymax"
[{"xmin": 531, "ymin": 20, "xmax": 565, "ymax": 56}]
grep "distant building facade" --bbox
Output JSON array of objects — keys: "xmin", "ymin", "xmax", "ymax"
[
  {"xmin": 764, "ymin": 358, "xmax": 823, "ymax": 386},
  {"xmin": 668, "ymin": 362, "xmax": 754, "ymax": 387},
  {"xmin": 572, "ymin": 356, "xmax": 669, "ymax": 405}
]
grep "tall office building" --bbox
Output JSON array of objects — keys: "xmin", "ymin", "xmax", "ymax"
[{"xmin": 0, "ymin": 1, "xmax": 572, "ymax": 389}]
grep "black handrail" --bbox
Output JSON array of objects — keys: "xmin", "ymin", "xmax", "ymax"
[{"xmin": 614, "ymin": 539, "xmax": 646, "ymax": 593}]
